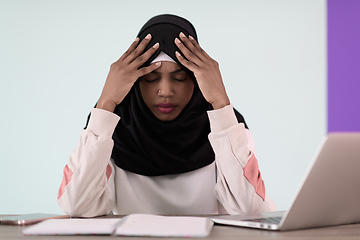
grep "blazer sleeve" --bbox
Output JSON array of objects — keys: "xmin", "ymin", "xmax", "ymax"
[
  {"xmin": 57, "ymin": 108, "xmax": 120, "ymax": 217},
  {"xmin": 207, "ymin": 104, "xmax": 266, "ymax": 214}
]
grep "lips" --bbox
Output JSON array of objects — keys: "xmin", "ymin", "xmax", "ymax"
[{"xmin": 156, "ymin": 103, "xmax": 176, "ymax": 114}]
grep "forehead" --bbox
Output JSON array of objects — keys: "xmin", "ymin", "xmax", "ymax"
[{"xmin": 153, "ymin": 61, "xmax": 183, "ymax": 73}]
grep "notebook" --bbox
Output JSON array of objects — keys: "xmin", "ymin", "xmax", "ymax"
[
  {"xmin": 22, "ymin": 218, "xmax": 121, "ymax": 235},
  {"xmin": 211, "ymin": 133, "xmax": 360, "ymax": 231},
  {"xmin": 23, "ymin": 214, "xmax": 213, "ymax": 237},
  {"xmin": 114, "ymin": 214, "xmax": 213, "ymax": 237}
]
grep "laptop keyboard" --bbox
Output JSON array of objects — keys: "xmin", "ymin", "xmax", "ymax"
[{"xmin": 244, "ymin": 217, "xmax": 282, "ymax": 224}]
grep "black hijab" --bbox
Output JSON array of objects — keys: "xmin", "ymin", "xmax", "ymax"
[{"xmin": 88, "ymin": 14, "xmax": 248, "ymax": 176}]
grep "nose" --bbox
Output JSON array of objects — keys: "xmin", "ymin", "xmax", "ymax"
[{"xmin": 158, "ymin": 78, "xmax": 174, "ymax": 97}]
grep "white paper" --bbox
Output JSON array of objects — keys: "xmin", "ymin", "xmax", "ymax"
[
  {"xmin": 22, "ymin": 218, "xmax": 122, "ymax": 235},
  {"xmin": 114, "ymin": 214, "xmax": 213, "ymax": 238},
  {"xmin": 22, "ymin": 214, "xmax": 213, "ymax": 238}
]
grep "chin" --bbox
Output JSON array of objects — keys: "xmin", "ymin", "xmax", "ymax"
[
  {"xmin": 154, "ymin": 112, "xmax": 180, "ymax": 121},
  {"xmin": 156, "ymin": 115, "xmax": 176, "ymax": 121}
]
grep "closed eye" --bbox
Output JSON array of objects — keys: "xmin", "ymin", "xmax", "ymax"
[
  {"xmin": 144, "ymin": 73, "xmax": 160, "ymax": 82},
  {"xmin": 173, "ymin": 77, "xmax": 187, "ymax": 82},
  {"xmin": 172, "ymin": 71, "xmax": 188, "ymax": 82}
]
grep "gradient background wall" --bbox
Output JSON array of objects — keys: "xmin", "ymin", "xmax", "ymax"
[{"xmin": 0, "ymin": 0, "xmax": 356, "ymax": 214}]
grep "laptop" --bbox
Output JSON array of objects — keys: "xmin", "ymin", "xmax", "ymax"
[{"xmin": 211, "ymin": 133, "xmax": 360, "ymax": 231}]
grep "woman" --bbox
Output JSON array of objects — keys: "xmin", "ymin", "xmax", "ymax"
[{"xmin": 57, "ymin": 14, "xmax": 275, "ymax": 217}]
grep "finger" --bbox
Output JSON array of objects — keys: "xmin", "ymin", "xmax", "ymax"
[
  {"xmin": 129, "ymin": 41, "xmax": 160, "ymax": 69},
  {"xmin": 175, "ymin": 51, "xmax": 197, "ymax": 73},
  {"xmin": 188, "ymin": 35, "xmax": 212, "ymax": 60},
  {"xmin": 118, "ymin": 37, "xmax": 140, "ymax": 62},
  {"xmin": 125, "ymin": 33, "xmax": 152, "ymax": 63},
  {"xmin": 136, "ymin": 62, "xmax": 162, "ymax": 78},
  {"xmin": 178, "ymin": 32, "xmax": 208, "ymax": 63},
  {"xmin": 175, "ymin": 37, "xmax": 202, "ymax": 67}
]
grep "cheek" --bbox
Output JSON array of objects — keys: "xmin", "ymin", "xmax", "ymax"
[
  {"xmin": 182, "ymin": 81, "xmax": 195, "ymax": 104},
  {"xmin": 139, "ymin": 80, "xmax": 154, "ymax": 105}
]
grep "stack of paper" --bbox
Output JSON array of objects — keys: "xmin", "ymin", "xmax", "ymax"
[
  {"xmin": 115, "ymin": 214, "xmax": 213, "ymax": 237},
  {"xmin": 23, "ymin": 214, "xmax": 213, "ymax": 238},
  {"xmin": 22, "ymin": 218, "xmax": 121, "ymax": 235}
]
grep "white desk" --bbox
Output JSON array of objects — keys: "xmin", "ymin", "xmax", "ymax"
[{"xmin": 1, "ymin": 215, "xmax": 360, "ymax": 240}]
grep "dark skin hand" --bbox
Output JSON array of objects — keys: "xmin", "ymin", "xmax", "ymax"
[
  {"xmin": 97, "ymin": 32, "xmax": 231, "ymax": 112},
  {"xmin": 97, "ymin": 34, "xmax": 162, "ymax": 112},
  {"xmin": 174, "ymin": 32, "xmax": 230, "ymax": 110}
]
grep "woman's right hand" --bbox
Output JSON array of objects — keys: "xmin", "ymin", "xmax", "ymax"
[{"xmin": 96, "ymin": 34, "xmax": 161, "ymax": 112}]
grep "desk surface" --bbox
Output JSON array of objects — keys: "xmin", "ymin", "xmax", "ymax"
[{"xmin": 1, "ymin": 216, "xmax": 360, "ymax": 240}]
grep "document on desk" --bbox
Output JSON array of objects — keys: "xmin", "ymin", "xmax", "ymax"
[
  {"xmin": 114, "ymin": 214, "xmax": 213, "ymax": 237},
  {"xmin": 22, "ymin": 214, "xmax": 213, "ymax": 238},
  {"xmin": 22, "ymin": 218, "xmax": 121, "ymax": 235}
]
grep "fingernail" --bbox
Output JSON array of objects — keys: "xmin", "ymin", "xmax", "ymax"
[
  {"xmin": 175, "ymin": 38, "xmax": 181, "ymax": 44},
  {"xmin": 175, "ymin": 51, "xmax": 181, "ymax": 57},
  {"xmin": 155, "ymin": 62, "xmax": 161, "ymax": 66},
  {"xmin": 153, "ymin": 42, "xmax": 159, "ymax": 48},
  {"xmin": 189, "ymin": 35, "xmax": 195, "ymax": 41},
  {"xmin": 145, "ymin": 33, "xmax": 151, "ymax": 39},
  {"xmin": 179, "ymin": 32, "xmax": 186, "ymax": 38},
  {"xmin": 134, "ymin": 37, "xmax": 140, "ymax": 42}
]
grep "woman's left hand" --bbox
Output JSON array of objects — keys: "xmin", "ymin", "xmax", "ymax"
[{"xmin": 174, "ymin": 32, "xmax": 230, "ymax": 110}]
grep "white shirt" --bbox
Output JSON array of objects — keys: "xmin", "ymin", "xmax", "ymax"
[{"xmin": 57, "ymin": 104, "xmax": 275, "ymax": 217}]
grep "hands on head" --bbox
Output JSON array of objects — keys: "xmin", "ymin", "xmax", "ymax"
[
  {"xmin": 97, "ymin": 33, "xmax": 230, "ymax": 113},
  {"xmin": 96, "ymin": 34, "xmax": 161, "ymax": 112},
  {"xmin": 174, "ymin": 32, "xmax": 230, "ymax": 110}
]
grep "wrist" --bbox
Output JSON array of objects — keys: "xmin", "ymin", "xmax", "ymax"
[
  {"xmin": 211, "ymin": 95, "xmax": 230, "ymax": 110},
  {"xmin": 96, "ymin": 98, "xmax": 116, "ymax": 112}
]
